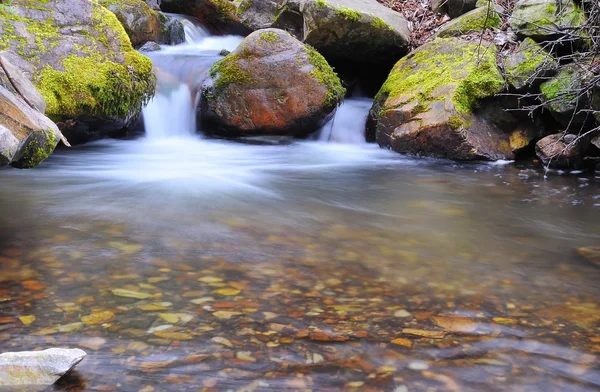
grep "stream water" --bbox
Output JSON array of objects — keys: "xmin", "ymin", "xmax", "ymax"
[{"xmin": 1, "ymin": 17, "xmax": 600, "ymax": 392}]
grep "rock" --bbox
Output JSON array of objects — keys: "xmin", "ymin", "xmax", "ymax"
[
  {"xmin": 0, "ymin": 348, "xmax": 86, "ymax": 385},
  {"xmin": 159, "ymin": 0, "xmax": 249, "ymax": 34},
  {"xmin": 434, "ymin": 6, "xmax": 501, "ymax": 38},
  {"xmin": 432, "ymin": 0, "xmax": 478, "ymax": 18},
  {"xmin": 539, "ymin": 64, "xmax": 587, "ymax": 128},
  {"xmin": 578, "ymin": 246, "xmax": 600, "ymax": 267},
  {"xmin": 157, "ymin": 12, "xmax": 186, "ymax": 45},
  {"xmin": 99, "ymin": 0, "xmax": 161, "ymax": 47},
  {"xmin": 0, "ymin": 54, "xmax": 46, "ymax": 113},
  {"xmin": 503, "ymin": 38, "xmax": 556, "ymax": 90},
  {"xmin": 0, "ymin": 0, "xmax": 156, "ymax": 145},
  {"xmin": 369, "ymin": 38, "xmax": 537, "ymax": 161},
  {"xmin": 592, "ymin": 134, "xmax": 600, "ymax": 149},
  {"xmin": 200, "ymin": 29, "xmax": 345, "ymax": 137},
  {"xmin": 239, "ymin": 0, "xmax": 410, "ymax": 66},
  {"xmin": 139, "ymin": 41, "xmax": 162, "ymax": 52},
  {"xmin": 146, "ymin": 0, "xmax": 161, "ymax": 9},
  {"xmin": 509, "ymin": 0, "xmax": 586, "ymax": 41},
  {"xmin": 535, "ymin": 133, "xmax": 585, "ymax": 169},
  {"xmin": 0, "ymin": 83, "xmax": 62, "ymax": 168}
]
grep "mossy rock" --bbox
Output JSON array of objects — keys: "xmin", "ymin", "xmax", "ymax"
[
  {"xmin": 157, "ymin": 12, "xmax": 185, "ymax": 45},
  {"xmin": 99, "ymin": 0, "xmax": 161, "ymax": 47},
  {"xmin": 160, "ymin": 0, "xmax": 249, "ymax": 34},
  {"xmin": 369, "ymin": 38, "xmax": 537, "ymax": 161},
  {"xmin": 509, "ymin": 0, "xmax": 586, "ymax": 41},
  {"xmin": 0, "ymin": 0, "xmax": 156, "ymax": 144},
  {"xmin": 434, "ymin": 5, "xmax": 502, "ymax": 38},
  {"xmin": 286, "ymin": 0, "xmax": 410, "ymax": 65},
  {"xmin": 200, "ymin": 28, "xmax": 345, "ymax": 137},
  {"xmin": 503, "ymin": 37, "xmax": 556, "ymax": 90},
  {"xmin": 0, "ymin": 84, "xmax": 61, "ymax": 169},
  {"xmin": 539, "ymin": 64, "xmax": 586, "ymax": 127}
]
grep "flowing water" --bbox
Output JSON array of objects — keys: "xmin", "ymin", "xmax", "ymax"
[{"xmin": 1, "ymin": 17, "xmax": 600, "ymax": 392}]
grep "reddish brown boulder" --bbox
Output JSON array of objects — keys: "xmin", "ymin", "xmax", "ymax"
[{"xmin": 200, "ymin": 28, "xmax": 345, "ymax": 137}]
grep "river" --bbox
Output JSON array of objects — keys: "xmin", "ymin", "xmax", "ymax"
[{"xmin": 0, "ymin": 16, "xmax": 599, "ymax": 392}]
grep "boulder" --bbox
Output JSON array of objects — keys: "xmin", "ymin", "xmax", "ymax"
[
  {"xmin": 539, "ymin": 64, "xmax": 587, "ymax": 128},
  {"xmin": 503, "ymin": 37, "xmax": 556, "ymax": 90},
  {"xmin": 0, "ymin": 348, "xmax": 86, "ymax": 385},
  {"xmin": 158, "ymin": 12, "xmax": 186, "ymax": 45},
  {"xmin": 0, "ymin": 0, "xmax": 156, "ymax": 145},
  {"xmin": 239, "ymin": 0, "xmax": 410, "ymax": 66},
  {"xmin": 139, "ymin": 41, "xmax": 162, "ymax": 52},
  {"xmin": 0, "ymin": 54, "xmax": 46, "ymax": 113},
  {"xmin": 432, "ymin": 0, "xmax": 478, "ymax": 18},
  {"xmin": 369, "ymin": 38, "xmax": 538, "ymax": 161},
  {"xmin": 146, "ymin": 0, "xmax": 161, "ymax": 9},
  {"xmin": 99, "ymin": 0, "xmax": 161, "ymax": 47},
  {"xmin": 159, "ymin": 0, "xmax": 249, "ymax": 34},
  {"xmin": 0, "ymin": 85, "xmax": 62, "ymax": 168},
  {"xmin": 0, "ymin": 56, "xmax": 64, "ymax": 168},
  {"xmin": 200, "ymin": 29, "xmax": 345, "ymax": 136},
  {"xmin": 535, "ymin": 133, "xmax": 585, "ymax": 169},
  {"xmin": 509, "ymin": 0, "xmax": 586, "ymax": 41},
  {"xmin": 434, "ymin": 5, "xmax": 501, "ymax": 38}
]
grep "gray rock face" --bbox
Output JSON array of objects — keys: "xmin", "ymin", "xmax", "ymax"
[
  {"xmin": 0, "ymin": 348, "xmax": 86, "ymax": 385},
  {"xmin": 0, "ymin": 54, "xmax": 46, "ymax": 113},
  {"xmin": 146, "ymin": 0, "xmax": 161, "ymax": 9},
  {"xmin": 535, "ymin": 133, "xmax": 585, "ymax": 169},
  {"xmin": 100, "ymin": 0, "xmax": 161, "ymax": 47},
  {"xmin": 158, "ymin": 13, "xmax": 186, "ymax": 45},
  {"xmin": 239, "ymin": 0, "xmax": 410, "ymax": 65}
]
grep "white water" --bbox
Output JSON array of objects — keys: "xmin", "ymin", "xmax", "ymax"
[
  {"xmin": 316, "ymin": 97, "xmax": 372, "ymax": 143},
  {"xmin": 142, "ymin": 17, "xmax": 243, "ymax": 139},
  {"xmin": 142, "ymin": 17, "xmax": 372, "ymax": 144}
]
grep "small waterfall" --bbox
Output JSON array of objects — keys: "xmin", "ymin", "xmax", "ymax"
[
  {"xmin": 141, "ymin": 16, "xmax": 243, "ymax": 139},
  {"xmin": 316, "ymin": 98, "xmax": 373, "ymax": 144}
]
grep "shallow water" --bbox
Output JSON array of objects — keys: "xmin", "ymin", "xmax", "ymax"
[{"xmin": 1, "ymin": 136, "xmax": 600, "ymax": 391}]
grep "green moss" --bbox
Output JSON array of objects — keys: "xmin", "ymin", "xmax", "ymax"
[
  {"xmin": 448, "ymin": 116, "xmax": 466, "ymax": 130},
  {"xmin": 209, "ymin": 51, "xmax": 254, "ymax": 92},
  {"xmin": 20, "ymin": 128, "xmax": 56, "ymax": 168},
  {"xmin": 259, "ymin": 31, "xmax": 279, "ymax": 44},
  {"xmin": 315, "ymin": 0, "xmax": 328, "ymax": 7},
  {"xmin": 335, "ymin": 6, "xmax": 361, "ymax": 21},
  {"xmin": 437, "ymin": 7, "xmax": 501, "ymax": 37},
  {"xmin": 540, "ymin": 67, "xmax": 578, "ymax": 106},
  {"xmin": 37, "ymin": 52, "xmax": 155, "ymax": 119},
  {"xmin": 237, "ymin": 0, "xmax": 252, "ymax": 15},
  {"xmin": 371, "ymin": 16, "xmax": 392, "ymax": 31},
  {"xmin": 505, "ymin": 38, "xmax": 556, "ymax": 88},
  {"xmin": 305, "ymin": 45, "xmax": 345, "ymax": 109},
  {"xmin": 210, "ymin": 0, "xmax": 237, "ymax": 21},
  {"xmin": 376, "ymin": 38, "xmax": 504, "ymax": 115}
]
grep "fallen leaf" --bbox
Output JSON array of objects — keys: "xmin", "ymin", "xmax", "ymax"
[
  {"xmin": 431, "ymin": 315, "xmax": 479, "ymax": 334},
  {"xmin": 236, "ymin": 351, "xmax": 256, "ymax": 362},
  {"xmin": 18, "ymin": 315, "xmax": 35, "ymax": 326},
  {"xmin": 190, "ymin": 297, "xmax": 214, "ymax": 305},
  {"xmin": 212, "ymin": 311, "xmax": 242, "ymax": 320},
  {"xmin": 198, "ymin": 276, "xmax": 223, "ymax": 283},
  {"xmin": 401, "ymin": 328, "xmax": 447, "ymax": 339},
  {"xmin": 213, "ymin": 288, "xmax": 241, "ymax": 296},
  {"xmin": 211, "ymin": 337, "xmax": 233, "ymax": 347},
  {"xmin": 153, "ymin": 331, "xmax": 193, "ymax": 340},
  {"xmin": 391, "ymin": 337, "xmax": 413, "ymax": 348},
  {"xmin": 82, "ymin": 310, "xmax": 115, "ymax": 325},
  {"xmin": 111, "ymin": 289, "xmax": 152, "ymax": 299}
]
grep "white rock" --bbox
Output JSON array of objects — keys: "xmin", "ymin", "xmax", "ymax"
[{"xmin": 0, "ymin": 348, "xmax": 86, "ymax": 385}]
